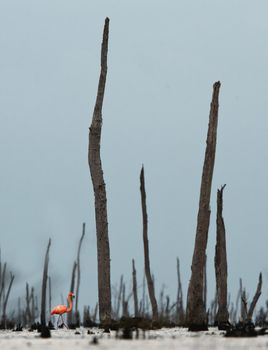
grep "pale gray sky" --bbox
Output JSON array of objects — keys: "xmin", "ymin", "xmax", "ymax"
[{"xmin": 1, "ymin": 0, "xmax": 268, "ymax": 314}]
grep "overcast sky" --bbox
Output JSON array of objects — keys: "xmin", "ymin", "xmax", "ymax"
[{"xmin": 1, "ymin": 0, "xmax": 268, "ymax": 316}]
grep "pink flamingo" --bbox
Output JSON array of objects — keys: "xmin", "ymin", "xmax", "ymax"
[{"xmin": 51, "ymin": 292, "xmax": 75, "ymax": 328}]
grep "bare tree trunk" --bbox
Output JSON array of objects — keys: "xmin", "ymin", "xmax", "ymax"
[
  {"xmin": 88, "ymin": 17, "xmax": 111, "ymax": 325},
  {"xmin": 35, "ymin": 295, "xmax": 38, "ymax": 321},
  {"xmin": 2, "ymin": 272, "xmax": 15, "ymax": 328},
  {"xmin": 215, "ymin": 185, "xmax": 229, "ymax": 328},
  {"xmin": 140, "ymin": 166, "xmax": 158, "ymax": 322},
  {"xmin": 186, "ymin": 81, "xmax": 221, "ymax": 330},
  {"xmin": 31, "ymin": 287, "xmax": 35, "ymax": 325},
  {"xmin": 48, "ymin": 277, "xmax": 52, "ymax": 323},
  {"xmin": 67, "ymin": 261, "xmax": 77, "ymax": 326},
  {"xmin": 25, "ymin": 283, "xmax": 31, "ymax": 325},
  {"xmin": 140, "ymin": 273, "xmax": 146, "ymax": 317},
  {"xmin": 159, "ymin": 285, "xmax": 165, "ymax": 319},
  {"xmin": 40, "ymin": 238, "xmax": 51, "ymax": 326},
  {"xmin": 115, "ymin": 275, "xmax": 123, "ymax": 319},
  {"xmin": 122, "ymin": 283, "xmax": 129, "ymax": 318},
  {"xmin": 247, "ymin": 273, "xmax": 262, "ymax": 321},
  {"xmin": 93, "ymin": 303, "xmax": 98, "ymax": 323},
  {"xmin": 239, "ymin": 278, "xmax": 246, "ymax": 321},
  {"xmin": 176, "ymin": 257, "xmax": 185, "ymax": 325},
  {"xmin": 132, "ymin": 259, "xmax": 139, "ymax": 318},
  {"xmin": 18, "ymin": 297, "xmax": 21, "ymax": 325},
  {"xmin": 233, "ymin": 279, "xmax": 241, "ymax": 323},
  {"xmin": 75, "ymin": 222, "xmax": 86, "ymax": 325},
  {"xmin": 241, "ymin": 289, "xmax": 248, "ymax": 322},
  {"xmin": 0, "ymin": 262, "xmax": 6, "ymax": 312},
  {"xmin": 165, "ymin": 295, "xmax": 170, "ymax": 320}
]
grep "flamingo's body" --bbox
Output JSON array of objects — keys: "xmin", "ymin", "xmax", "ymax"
[{"xmin": 51, "ymin": 292, "xmax": 74, "ymax": 328}]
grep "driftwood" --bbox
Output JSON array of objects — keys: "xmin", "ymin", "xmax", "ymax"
[
  {"xmin": 187, "ymin": 82, "xmax": 221, "ymax": 330},
  {"xmin": 140, "ymin": 166, "xmax": 158, "ymax": 322},
  {"xmin": 132, "ymin": 259, "xmax": 139, "ymax": 318},
  {"xmin": 215, "ymin": 185, "xmax": 229, "ymax": 328},
  {"xmin": 88, "ymin": 17, "xmax": 111, "ymax": 324},
  {"xmin": 40, "ymin": 238, "xmax": 51, "ymax": 326}
]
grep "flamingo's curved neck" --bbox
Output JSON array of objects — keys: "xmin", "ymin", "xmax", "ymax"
[{"xmin": 67, "ymin": 295, "xmax": 73, "ymax": 313}]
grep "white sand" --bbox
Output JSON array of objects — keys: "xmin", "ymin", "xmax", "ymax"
[{"xmin": 1, "ymin": 327, "xmax": 268, "ymax": 350}]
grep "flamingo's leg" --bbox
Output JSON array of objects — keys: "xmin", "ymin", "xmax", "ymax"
[
  {"xmin": 57, "ymin": 315, "xmax": 61, "ymax": 328},
  {"xmin": 60, "ymin": 314, "xmax": 68, "ymax": 329}
]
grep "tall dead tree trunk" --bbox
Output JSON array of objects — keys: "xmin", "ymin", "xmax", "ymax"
[
  {"xmin": 186, "ymin": 81, "xmax": 221, "ymax": 330},
  {"xmin": 40, "ymin": 238, "xmax": 51, "ymax": 326},
  {"xmin": 132, "ymin": 259, "xmax": 139, "ymax": 318},
  {"xmin": 75, "ymin": 222, "xmax": 86, "ymax": 324},
  {"xmin": 140, "ymin": 166, "xmax": 158, "ymax": 322},
  {"xmin": 88, "ymin": 17, "xmax": 111, "ymax": 324},
  {"xmin": 215, "ymin": 184, "xmax": 229, "ymax": 328}
]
